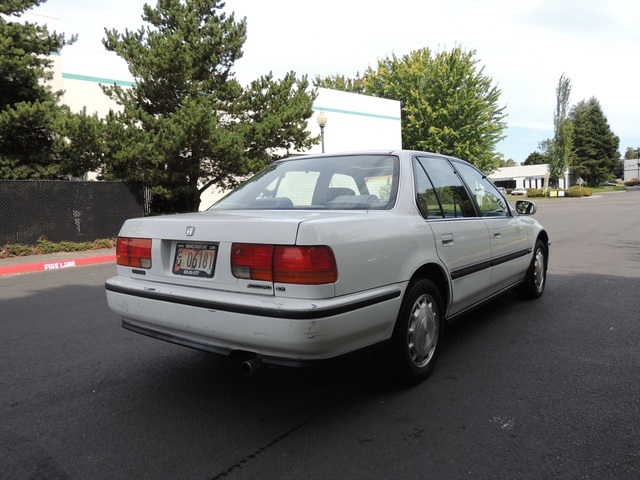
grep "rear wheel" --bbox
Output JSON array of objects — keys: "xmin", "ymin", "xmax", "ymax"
[
  {"xmin": 389, "ymin": 279, "xmax": 444, "ymax": 385},
  {"xmin": 518, "ymin": 239, "xmax": 547, "ymax": 299}
]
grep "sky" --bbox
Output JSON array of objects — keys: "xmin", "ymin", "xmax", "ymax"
[{"xmin": 27, "ymin": 0, "xmax": 640, "ymax": 163}]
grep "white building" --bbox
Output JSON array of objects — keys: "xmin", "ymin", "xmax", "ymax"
[
  {"xmin": 305, "ymin": 88, "xmax": 402, "ymax": 154},
  {"xmin": 490, "ymin": 164, "xmax": 571, "ymax": 190},
  {"xmin": 490, "ymin": 164, "xmax": 549, "ymax": 190},
  {"xmin": 33, "ymin": 11, "xmax": 402, "ymax": 209},
  {"xmin": 623, "ymin": 159, "xmax": 640, "ymax": 180},
  {"xmin": 201, "ymin": 88, "xmax": 402, "ymax": 208}
]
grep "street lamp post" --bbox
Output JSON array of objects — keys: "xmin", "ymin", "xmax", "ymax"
[{"xmin": 317, "ymin": 110, "xmax": 327, "ymax": 153}]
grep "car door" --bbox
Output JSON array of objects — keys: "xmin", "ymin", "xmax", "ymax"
[
  {"xmin": 414, "ymin": 156, "xmax": 492, "ymax": 315},
  {"xmin": 452, "ymin": 160, "xmax": 532, "ymax": 292}
]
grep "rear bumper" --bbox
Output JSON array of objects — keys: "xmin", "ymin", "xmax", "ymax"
[{"xmin": 105, "ymin": 276, "xmax": 404, "ymax": 363}]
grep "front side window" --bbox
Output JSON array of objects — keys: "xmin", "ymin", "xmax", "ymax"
[
  {"xmin": 415, "ymin": 156, "xmax": 476, "ymax": 218},
  {"xmin": 453, "ymin": 161, "xmax": 510, "ymax": 217}
]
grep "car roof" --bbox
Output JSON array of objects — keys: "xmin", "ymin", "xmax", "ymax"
[{"xmin": 277, "ymin": 150, "xmax": 459, "ymax": 164}]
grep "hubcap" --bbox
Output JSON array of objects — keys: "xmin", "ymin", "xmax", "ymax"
[{"xmin": 407, "ymin": 294, "xmax": 438, "ymax": 368}]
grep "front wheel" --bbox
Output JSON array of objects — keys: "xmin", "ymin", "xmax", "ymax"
[
  {"xmin": 388, "ymin": 279, "xmax": 444, "ymax": 385},
  {"xmin": 518, "ymin": 239, "xmax": 547, "ymax": 299}
]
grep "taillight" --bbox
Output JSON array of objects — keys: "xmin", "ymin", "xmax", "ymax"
[
  {"xmin": 231, "ymin": 243, "xmax": 273, "ymax": 281},
  {"xmin": 274, "ymin": 246, "xmax": 337, "ymax": 284},
  {"xmin": 231, "ymin": 243, "xmax": 337, "ymax": 285},
  {"xmin": 117, "ymin": 237, "xmax": 152, "ymax": 268}
]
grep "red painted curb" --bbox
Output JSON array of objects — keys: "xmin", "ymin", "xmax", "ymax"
[{"xmin": 0, "ymin": 255, "xmax": 116, "ymax": 276}]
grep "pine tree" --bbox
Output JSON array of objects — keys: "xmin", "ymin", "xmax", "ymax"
[
  {"xmin": 0, "ymin": 0, "xmax": 88, "ymax": 179},
  {"xmin": 101, "ymin": 0, "xmax": 317, "ymax": 213},
  {"xmin": 570, "ymin": 98, "xmax": 620, "ymax": 185}
]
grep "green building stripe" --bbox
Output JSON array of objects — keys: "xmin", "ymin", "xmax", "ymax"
[
  {"xmin": 62, "ymin": 72, "xmax": 135, "ymax": 87},
  {"xmin": 58, "ymin": 75, "xmax": 399, "ymax": 120},
  {"xmin": 312, "ymin": 105, "xmax": 401, "ymax": 121}
]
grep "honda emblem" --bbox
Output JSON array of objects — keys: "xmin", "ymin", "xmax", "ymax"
[{"xmin": 185, "ymin": 226, "xmax": 195, "ymax": 237}]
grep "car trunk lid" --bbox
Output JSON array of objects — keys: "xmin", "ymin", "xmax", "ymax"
[{"xmin": 116, "ymin": 210, "xmax": 365, "ymax": 297}]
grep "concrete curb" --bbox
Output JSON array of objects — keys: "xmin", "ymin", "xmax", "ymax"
[{"xmin": 0, "ymin": 250, "xmax": 116, "ymax": 277}]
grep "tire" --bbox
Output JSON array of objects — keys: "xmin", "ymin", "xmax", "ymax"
[
  {"xmin": 518, "ymin": 239, "xmax": 547, "ymax": 299},
  {"xmin": 388, "ymin": 279, "xmax": 444, "ymax": 385}
]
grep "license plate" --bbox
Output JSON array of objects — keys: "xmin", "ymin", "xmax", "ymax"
[{"xmin": 173, "ymin": 243, "xmax": 218, "ymax": 278}]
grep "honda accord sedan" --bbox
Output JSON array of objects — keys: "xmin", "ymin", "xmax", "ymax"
[{"xmin": 105, "ymin": 150, "xmax": 549, "ymax": 384}]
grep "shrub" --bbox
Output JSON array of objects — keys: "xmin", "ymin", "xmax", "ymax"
[
  {"xmin": 0, "ymin": 237, "xmax": 117, "ymax": 258},
  {"xmin": 565, "ymin": 185, "xmax": 592, "ymax": 197},
  {"xmin": 1, "ymin": 243, "xmax": 34, "ymax": 257},
  {"xmin": 526, "ymin": 188, "xmax": 544, "ymax": 198}
]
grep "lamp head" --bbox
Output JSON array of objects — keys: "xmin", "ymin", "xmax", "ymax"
[{"xmin": 317, "ymin": 110, "xmax": 327, "ymax": 128}]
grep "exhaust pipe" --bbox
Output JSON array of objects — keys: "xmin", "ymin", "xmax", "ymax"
[{"xmin": 240, "ymin": 356, "xmax": 263, "ymax": 376}]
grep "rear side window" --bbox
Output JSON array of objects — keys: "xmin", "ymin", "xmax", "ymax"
[
  {"xmin": 414, "ymin": 156, "xmax": 476, "ymax": 218},
  {"xmin": 413, "ymin": 161, "xmax": 442, "ymax": 219}
]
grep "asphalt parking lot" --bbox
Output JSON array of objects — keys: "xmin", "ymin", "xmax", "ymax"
[{"xmin": 1, "ymin": 189, "xmax": 639, "ymax": 479}]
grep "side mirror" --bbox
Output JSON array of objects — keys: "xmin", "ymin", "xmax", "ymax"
[{"xmin": 515, "ymin": 200, "xmax": 537, "ymax": 215}]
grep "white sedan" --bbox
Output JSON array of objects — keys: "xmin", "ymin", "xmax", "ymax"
[{"xmin": 105, "ymin": 151, "xmax": 549, "ymax": 384}]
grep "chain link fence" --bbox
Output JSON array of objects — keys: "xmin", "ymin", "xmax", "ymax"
[{"xmin": 1, "ymin": 180, "xmax": 147, "ymax": 245}]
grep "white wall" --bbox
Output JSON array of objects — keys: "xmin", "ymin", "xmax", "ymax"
[
  {"xmin": 49, "ymin": 52, "xmax": 64, "ymax": 95},
  {"xmin": 61, "ymin": 73, "xmax": 132, "ymax": 116},
  {"xmin": 36, "ymin": 30, "xmax": 403, "ymax": 209},
  {"xmin": 304, "ymin": 88, "xmax": 402, "ymax": 154},
  {"xmin": 490, "ymin": 164, "xmax": 570, "ymax": 190},
  {"xmin": 199, "ymin": 88, "xmax": 402, "ymax": 209},
  {"xmin": 623, "ymin": 159, "xmax": 640, "ymax": 180},
  {"xmin": 490, "ymin": 164, "xmax": 550, "ymax": 189}
]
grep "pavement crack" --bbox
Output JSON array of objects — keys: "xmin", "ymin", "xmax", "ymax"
[{"xmin": 209, "ymin": 408, "xmax": 324, "ymax": 479}]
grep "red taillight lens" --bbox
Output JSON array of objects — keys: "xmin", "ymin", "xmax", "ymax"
[
  {"xmin": 231, "ymin": 244, "xmax": 337, "ymax": 285},
  {"xmin": 116, "ymin": 237, "xmax": 152, "ymax": 268},
  {"xmin": 274, "ymin": 246, "xmax": 337, "ymax": 285},
  {"xmin": 231, "ymin": 243, "xmax": 273, "ymax": 281}
]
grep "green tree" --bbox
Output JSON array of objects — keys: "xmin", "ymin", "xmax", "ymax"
[
  {"xmin": 0, "ymin": 0, "xmax": 87, "ymax": 179},
  {"xmin": 313, "ymin": 73, "xmax": 366, "ymax": 94},
  {"xmin": 101, "ymin": 0, "xmax": 317, "ymax": 213},
  {"xmin": 624, "ymin": 147, "xmax": 640, "ymax": 159},
  {"xmin": 359, "ymin": 47, "xmax": 506, "ymax": 172},
  {"xmin": 0, "ymin": 0, "xmax": 64, "ymax": 108},
  {"xmin": 498, "ymin": 158, "xmax": 517, "ymax": 167},
  {"xmin": 58, "ymin": 108, "xmax": 106, "ymax": 177},
  {"xmin": 569, "ymin": 97, "xmax": 620, "ymax": 185},
  {"xmin": 523, "ymin": 151, "xmax": 547, "ymax": 165},
  {"xmin": 314, "ymin": 47, "xmax": 506, "ymax": 171},
  {"xmin": 540, "ymin": 73, "xmax": 574, "ymax": 187}
]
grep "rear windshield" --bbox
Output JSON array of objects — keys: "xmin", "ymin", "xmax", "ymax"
[{"xmin": 211, "ymin": 154, "xmax": 399, "ymax": 210}]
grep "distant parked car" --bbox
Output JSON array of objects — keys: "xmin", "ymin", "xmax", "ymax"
[
  {"xmin": 511, "ymin": 187, "xmax": 528, "ymax": 196},
  {"xmin": 599, "ymin": 181, "xmax": 617, "ymax": 186},
  {"xmin": 624, "ymin": 178, "xmax": 640, "ymax": 187},
  {"xmin": 105, "ymin": 150, "xmax": 549, "ymax": 384}
]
